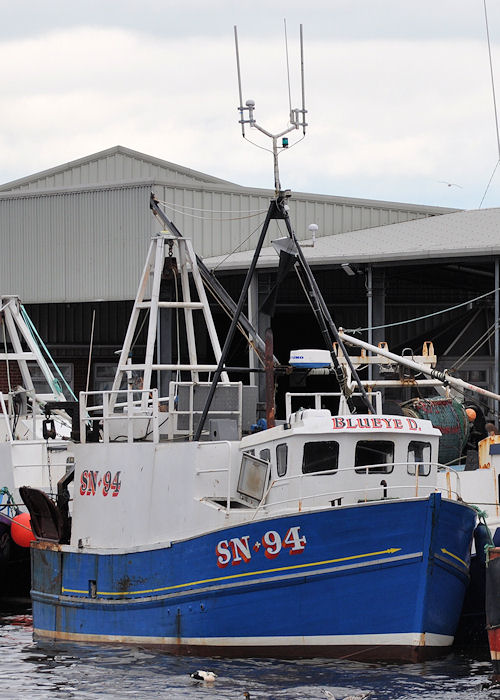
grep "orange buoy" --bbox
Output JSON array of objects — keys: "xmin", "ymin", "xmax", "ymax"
[
  {"xmin": 11, "ymin": 512, "xmax": 35, "ymax": 548},
  {"xmin": 466, "ymin": 408, "xmax": 477, "ymax": 422}
]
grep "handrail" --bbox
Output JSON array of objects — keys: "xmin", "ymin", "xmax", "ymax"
[
  {"xmin": 253, "ymin": 482, "xmax": 443, "ymax": 514},
  {"xmin": 80, "ymin": 389, "xmax": 160, "ymax": 444},
  {"xmin": 168, "ymin": 380, "xmax": 242, "ymax": 440},
  {"xmin": 250, "ymin": 460, "xmax": 464, "ymax": 516},
  {"xmin": 285, "ymin": 390, "xmax": 383, "ymax": 418},
  {"xmin": 196, "ymin": 440, "xmax": 233, "ymax": 510},
  {"xmin": 0, "ymin": 392, "xmax": 13, "ymax": 441},
  {"xmin": 195, "ymin": 457, "xmax": 468, "ymax": 518}
]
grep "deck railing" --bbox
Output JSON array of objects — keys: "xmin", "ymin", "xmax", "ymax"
[
  {"xmin": 198, "ymin": 459, "xmax": 469, "ymax": 517},
  {"xmin": 79, "ymin": 389, "xmax": 161, "ymax": 443}
]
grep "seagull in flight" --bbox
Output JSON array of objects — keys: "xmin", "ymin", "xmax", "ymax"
[{"xmin": 437, "ymin": 180, "xmax": 463, "ymax": 188}]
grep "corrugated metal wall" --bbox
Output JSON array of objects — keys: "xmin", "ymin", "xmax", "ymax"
[
  {"xmin": 0, "ymin": 178, "xmax": 450, "ymax": 304},
  {"xmin": 0, "ymin": 184, "xmax": 155, "ymax": 303}
]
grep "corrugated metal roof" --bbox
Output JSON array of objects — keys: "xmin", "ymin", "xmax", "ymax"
[
  {"xmin": 0, "ymin": 145, "xmax": 235, "ymax": 193},
  {"xmin": 204, "ymin": 206, "xmax": 500, "ymax": 270}
]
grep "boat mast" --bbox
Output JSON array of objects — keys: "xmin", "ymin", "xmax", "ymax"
[
  {"xmin": 193, "ymin": 26, "xmax": 373, "ymax": 440},
  {"xmin": 234, "ymin": 24, "xmax": 374, "ymax": 414}
]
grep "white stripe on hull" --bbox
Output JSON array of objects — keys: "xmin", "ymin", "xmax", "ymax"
[{"xmin": 34, "ymin": 629, "xmax": 453, "ymax": 648}]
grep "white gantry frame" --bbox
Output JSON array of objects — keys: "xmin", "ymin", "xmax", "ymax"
[{"xmin": 111, "ymin": 232, "xmax": 229, "ymax": 410}]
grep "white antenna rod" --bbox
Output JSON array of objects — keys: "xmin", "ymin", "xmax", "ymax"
[
  {"xmin": 300, "ymin": 24, "xmax": 307, "ymax": 135},
  {"xmin": 284, "ymin": 19, "xmax": 292, "ymax": 115},
  {"xmin": 234, "ymin": 26, "xmax": 246, "ymax": 137}
]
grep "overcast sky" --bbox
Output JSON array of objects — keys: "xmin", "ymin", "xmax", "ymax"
[{"xmin": 2, "ymin": 0, "xmax": 500, "ymax": 210}]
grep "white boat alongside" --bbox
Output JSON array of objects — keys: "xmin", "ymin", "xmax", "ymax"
[
  {"xmin": 20, "ymin": 35, "xmax": 494, "ymax": 655},
  {"xmin": 0, "ymin": 295, "xmax": 73, "ymax": 594}
]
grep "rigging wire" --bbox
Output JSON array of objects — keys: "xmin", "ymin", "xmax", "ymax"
[
  {"xmin": 485, "ymin": 0, "xmax": 500, "ymax": 160},
  {"xmin": 347, "ymin": 287, "xmax": 499, "ymax": 333},
  {"xmin": 201, "ymin": 275, "xmax": 264, "ymax": 367},
  {"xmin": 242, "ymin": 135, "xmax": 275, "ymax": 155},
  {"xmin": 479, "ymin": 159, "xmax": 500, "ymax": 208},
  {"xmin": 159, "ymin": 203, "xmax": 268, "ymax": 222},
  {"xmin": 452, "ymin": 320, "xmax": 496, "ymax": 370},
  {"xmin": 211, "ymin": 216, "xmax": 268, "ymax": 272},
  {"xmin": 130, "ymin": 307, "xmax": 150, "ymax": 353},
  {"xmin": 155, "ymin": 199, "xmax": 268, "ymax": 215},
  {"xmin": 480, "ymin": 0, "xmax": 500, "ymax": 207},
  {"xmin": 2, "ymin": 319, "xmax": 11, "ymax": 394}
]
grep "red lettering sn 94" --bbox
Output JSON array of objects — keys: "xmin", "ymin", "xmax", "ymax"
[
  {"xmin": 79, "ymin": 470, "xmax": 122, "ymax": 497},
  {"xmin": 216, "ymin": 526, "xmax": 306, "ymax": 569}
]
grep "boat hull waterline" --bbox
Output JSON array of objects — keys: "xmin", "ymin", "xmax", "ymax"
[{"xmin": 31, "ymin": 493, "xmax": 475, "ymax": 661}]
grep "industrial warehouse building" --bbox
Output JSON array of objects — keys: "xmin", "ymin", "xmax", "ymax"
[{"xmin": 0, "ymin": 145, "xmax": 498, "ymax": 418}]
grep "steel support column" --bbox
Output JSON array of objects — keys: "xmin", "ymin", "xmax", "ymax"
[
  {"xmin": 372, "ymin": 268, "xmax": 386, "ymax": 380},
  {"xmin": 495, "ymin": 257, "xmax": 499, "ymax": 403},
  {"xmin": 366, "ymin": 265, "xmax": 373, "ymax": 381}
]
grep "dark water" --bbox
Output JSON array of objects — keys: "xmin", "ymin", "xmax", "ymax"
[{"xmin": 0, "ymin": 604, "xmax": 498, "ymax": 699}]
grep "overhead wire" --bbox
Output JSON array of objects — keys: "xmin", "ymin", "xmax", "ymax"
[
  {"xmin": 159, "ymin": 203, "xmax": 268, "ymax": 222},
  {"xmin": 155, "ymin": 199, "xmax": 268, "ymax": 215},
  {"xmin": 480, "ymin": 0, "xmax": 500, "ymax": 208},
  {"xmin": 453, "ymin": 320, "xmax": 497, "ymax": 370},
  {"xmin": 347, "ymin": 287, "xmax": 499, "ymax": 333}
]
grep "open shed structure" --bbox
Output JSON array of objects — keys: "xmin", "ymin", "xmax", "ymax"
[{"xmin": 1, "ymin": 145, "xmax": 496, "ymax": 420}]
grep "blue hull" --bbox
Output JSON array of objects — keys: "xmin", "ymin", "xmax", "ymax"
[{"xmin": 31, "ymin": 494, "xmax": 475, "ymax": 661}]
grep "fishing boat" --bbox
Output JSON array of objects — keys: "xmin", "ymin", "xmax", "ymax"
[
  {"xmin": 476, "ymin": 432, "xmax": 500, "ymax": 667},
  {"xmin": 24, "ymin": 182, "xmax": 484, "ymax": 660},
  {"xmin": 0, "ymin": 295, "xmax": 73, "ymax": 595},
  {"xmin": 23, "ymin": 31, "xmax": 483, "ymax": 659}
]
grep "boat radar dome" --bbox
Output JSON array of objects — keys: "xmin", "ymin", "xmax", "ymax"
[{"xmin": 289, "ymin": 349, "xmax": 332, "ymax": 369}]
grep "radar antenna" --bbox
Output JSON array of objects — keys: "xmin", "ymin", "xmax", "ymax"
[{"xmin": 234, "ymin": 24, "xmax": 307, "ymax": 194}]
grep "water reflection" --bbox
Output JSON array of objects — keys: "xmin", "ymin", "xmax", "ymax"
[{"xmin": 0, "ymin": 603, "xmax": 496, "ymax": 699}]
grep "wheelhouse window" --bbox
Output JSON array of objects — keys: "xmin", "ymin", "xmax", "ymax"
[
  {"xmin": 276, "ymin": 443, "xmax": 288, "ymax": 477},
  {"xmin": 355, "ymin": 441, "xmax": 394, "ymax": 474},
  {"xmin": 302, "ymin": 441, "xmax": 339, "ymax": 474},
  {"xmin": 260, "ymin": 448, "xmax": 271, "ymax": 462},
  {"xmin": 407, "ymin": 441, "xmax": 431, "ymax": 476}
]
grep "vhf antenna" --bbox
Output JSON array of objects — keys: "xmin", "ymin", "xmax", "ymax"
[{"xmin": 234, "ymin": 23, "xmax": 307, "ymax": 194}]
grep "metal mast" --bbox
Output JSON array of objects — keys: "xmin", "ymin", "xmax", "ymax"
[{"xmin": 193, "ymin": 25, "xmax": 373, "ymax": 440}]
